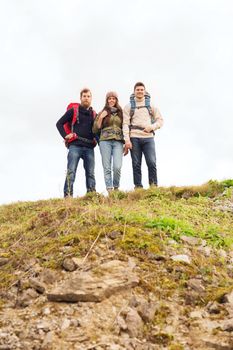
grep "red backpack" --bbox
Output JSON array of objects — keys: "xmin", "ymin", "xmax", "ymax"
[{"xmin": 64, "ymin": 103, "xmax": 97, "ymax": 147}]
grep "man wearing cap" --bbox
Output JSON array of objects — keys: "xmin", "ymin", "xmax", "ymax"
[{"xmin": 123, "ymin": 82, "xmax": 164, "ymax": 188}]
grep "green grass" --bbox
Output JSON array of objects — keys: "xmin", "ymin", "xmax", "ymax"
[{"xmin": 0, "ymin": 180, "xmax": 232, "ymax": 302}]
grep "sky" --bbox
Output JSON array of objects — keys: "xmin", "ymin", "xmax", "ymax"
[{"xmin": 0, "ymin": 0, "xmax": 232, "ymax": 204}]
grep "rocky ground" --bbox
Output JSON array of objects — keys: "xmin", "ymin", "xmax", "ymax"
[
  {"xmin": 0, "ymin": 183, "xmax": 232, "ymax": 349},
  {"xmin": 1, "ymin": 235, "xmax": 233, "ymax": 350}
]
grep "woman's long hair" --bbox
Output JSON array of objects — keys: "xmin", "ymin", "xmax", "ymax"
[{"xmin": 100, "ymin": 96, "xmax": 123, "ymax": 128}]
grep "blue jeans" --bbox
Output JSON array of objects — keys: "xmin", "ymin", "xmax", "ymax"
[
  {"xmin": 130, "ymin": 137, "xmax": 157, "ymax": 188},
  {"xmin": 99, "ymin": 140, "xmax": 123, "ymax": 189},
  {"xmin": 64, "ymin": 144, "xmax": 95, "ymax": 196}
]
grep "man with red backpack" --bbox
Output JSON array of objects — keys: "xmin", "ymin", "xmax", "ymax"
[
  {"xmin": 123, "ymin": 82, "xmax": 164, "ymax": 188},
  {"xmin": 56, "ymin": 88, "xmax": 97, "ymax": 197}
]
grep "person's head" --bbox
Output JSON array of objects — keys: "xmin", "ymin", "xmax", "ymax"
[
  {"xmin": 80, "ymin": 88, "xmax": 92, "ymax": 108},
  {"xmin": 134, "ymin": 82, "xmax": 146, "ymax": 100},
  {"xmin": 101, "ymin": 91, "xmax": 123, "ymax": 126},
  {"xmin": 105, "ymin": 91, "xmax": 118, "ymax": 108}
]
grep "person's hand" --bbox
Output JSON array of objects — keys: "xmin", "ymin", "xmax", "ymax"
[
  {"xmin": 124, "ymin": 141, "xmax": 132, "ymax": 155},
  {"xmin": 65, "ymin": 133, "xmax": 75, "ymax": 140},
  {"xmin": 143, "ymin": 126, "xmax": 154, "ymax": 133},
  {"xmin": 100, "ymin": 110, "xmax": 108, "ymax": 119},
  {"xmin": 125, "ymin": 140, "xmax": 132, "ymax": 149},
  {"xmin": 123, "ymin": 145, "xmax": 129, "ymax": 156}
]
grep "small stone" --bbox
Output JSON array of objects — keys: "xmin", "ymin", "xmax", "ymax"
[
  {"xmin": 72, "ymin": 257, "xmax": 84, "ymax": 268},
  {"xmin": 41, "ymin": 331, "xmax": 53, "ymax": 349},
  {"xmin": 207, "ymin": 301, "xmax": 221, "ymax": 314},
  {"xmin": 221, "ymin": 290, "xmax": 233, "ymax": 305},
  {"xmin": 137, "ymin": 301, "xmax": 158, "ymax": 323},
  {"xmin": 42, "ymin": 307, "xmax": 51, "ymax": 315},
  {"xmin": 17, "ymin": 288, "xmax": 39, "ymax": 307},
  {"xmin": 117, "ymin": 315, "xmax": 128, "ymax": 331},
  {"xmin": 36, "ymin": 321, "xmax": 50, "ymax": 332},
  {"xmin": 29, "ymin": 278, "xmax": 46, "ymax": 293},
  {"xmin": 180, "ymin": 235, "xmax": 200, "ymax": 246},
  {"xmin": 108, "ymin": 231, "xmax": 121, "ymax": 240},
  {"xmin": 125, "ymin": 308, "xmax": 144, "ymax": 338},
  {"xmin": 171, "ymin": 254, "xmax": 191, "ymax": 264},
  {"xmin": 187, "ymin": 279, "xmax": 205, "ymax": 293},
  {"xmin": 190, "ymin": 310, "xmax": 203, "ymax": 319},
  {"xmin": 62, "ymin": 258, "xmax": 77, "ymax": 272},
  {"xmin": 221, "ymin": 318, "xmax": 233, "ymax": 332},
  {"xmin": 61, "ymin": 318, "xmax": 71, "ymax": 331}
]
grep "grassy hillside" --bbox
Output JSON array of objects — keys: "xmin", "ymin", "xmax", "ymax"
[{"xmin": 0, "ymin": 180, "xmax": 232, "ymax": 299}]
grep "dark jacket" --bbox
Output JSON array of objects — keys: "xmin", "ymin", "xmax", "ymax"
[{"xmin": 56, "ymin": 106, "xmax": 96, "ymax": 148}]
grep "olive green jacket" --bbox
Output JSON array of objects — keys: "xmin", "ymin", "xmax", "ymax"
[{"xmin": 93, "ymin": 113, "xmax": 124, "ymax": 142}]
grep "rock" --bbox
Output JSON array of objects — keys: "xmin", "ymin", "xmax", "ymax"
[
  {"xmin": 62, "ymin": 257, "xmax": 78, "ymax": 272},
  {"xmin": 125, "ymin": 308, "xmax": 144, "ymax": 338},
  {"xmin": 72, "ymin": 257, "xmax": 85, "ymax": 268},
  {"xmin": 108, "ymin": 231, "xmax": 121, "ymax": 240},
  {"xmin": 36, "ymin": 321, "xmax": 51, "ymax": 332},
  {"xmin": 61, "ymin": 318, "xmax": 71, "ymax": 331},
  {"xmin": 42, "ymin": 307, "xmax": 51, "ymax": 315},
  {"xmin": 197, "ymin": 246, "xmax": 212, "ymax": 257},
  {"xmin": 47, "ymin": 260, "xmax": 139, "ymax": 303},
  {"xmin": 171, "ymin": 254, "xmax": 191, "ymax": 264},
  {"xmin": 184, "ymin": 291, "xmax": 201, "ymax": 305},
  {"xmin": 221, "ymin": 318, "xmax": 233, "ymax": 332},
  {"xmin": 221, "ymin": 290, "xmax": 233, "ymax": 305},
  {"xmin": 40, "ymin": 269, "xmax": 59, "ymax": 284},
  {"xmin": 116, "ymin": 315, "xmax": 128, "ymax": 331},
  {"xmin": 41, "ymin": 331, "xmax": 54, "ymax": 349},
  {"xmin": 190, "ymin": 310, "xmax": 203, "ymax": 319},
  {"xmin": 207, "ymin": 301, "xmax": 221, "ymax": 314},
  {"xmin": 218, "ymin": 249, "xmax": 227, "ymax": 259},
  {"xmin": 187, "ymin": 279, "xmax": 205, "ymax": 293},
  {"xmin": 0, "ymin": 257, "xmax": 10, "ymax": 266},
  {"xmin": 29, "ymin": 278, "xmax": 46, "ymax": 294},
  {"xmin": 180, "ymin": 235, "xmax": 200, "ymax": 246},
  {"xmin": 16, "ymin": 288, "xmax": 39, "ymax": 307},
  {"xmin": 137, "ymin": 300, "xmax": 158, "ymax": 323}
]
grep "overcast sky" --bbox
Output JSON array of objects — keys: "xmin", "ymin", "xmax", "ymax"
[{"xmin": 0, "ymin": 0, "xmax": 232, "ymax": 204}]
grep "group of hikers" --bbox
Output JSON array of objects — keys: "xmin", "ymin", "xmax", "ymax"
[{"xmin": 56, "ymin": 82, "xmax": 164, "ymax": 197}]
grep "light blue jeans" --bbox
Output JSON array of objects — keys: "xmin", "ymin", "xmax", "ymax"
[{"xmin": 99, "ymin": 140, "xmax": 123, "ymax": 189}]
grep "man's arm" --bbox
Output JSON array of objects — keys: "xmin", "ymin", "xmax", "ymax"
[
  {"xmin": 56, "ymin": 109, "xmax": 73, "ymax": 139},
  {"xmin": 123, "ymin": 104, "xmax": 132, "ymax": 152},
  {"xmin": 144, "ymin": 107, "xmax": 164, "ymax": 133},
  {"xmin": 123, "ymin": 104, "xmax": 131, "ymax": 143}
]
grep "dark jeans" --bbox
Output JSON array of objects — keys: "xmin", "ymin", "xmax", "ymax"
[
  {"xmin": 64, "ymin": 144, "xmax": 95, "ymax": 196},
  {"xmin": 130, "ymin": 137, "xmax": 157, "ymax": 188}
]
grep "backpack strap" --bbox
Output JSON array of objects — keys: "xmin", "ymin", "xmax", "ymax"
[
  {"xmin": 144, "ymin": 93, "xmax": 155, "ymax": 123},
  {"xmin": 129, "ymin": 92, "xmax": 155, "ymax": 124},
  {"xmin": 129, "ymin": 93, "xmax": 136, "ymax": 122},
  {"xmin": 71, "ymin": 105, "xmax": 79, "ymax": 132}
]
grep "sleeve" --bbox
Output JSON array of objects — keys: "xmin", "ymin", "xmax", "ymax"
[
  {"xmin": 92, "ymin": 114, "xmax": 101, "ymax": 134},
  {"xmin": 123, "ymin": 104, "xmax": 131, "ymax": 142},
  {"xmin": 151, "ymin": 107, "xmax": 164, "ymax": 131},
  {"xmin": 56, "ymin": 109, "xmax": 73, "ymax": 139}
]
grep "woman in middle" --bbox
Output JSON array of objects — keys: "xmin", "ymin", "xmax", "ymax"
[{"xmin": 93, "ymin": 91, "xmax": 124, "ymax": 192}]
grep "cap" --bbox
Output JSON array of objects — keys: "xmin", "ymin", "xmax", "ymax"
[{"xmin": 106, "ymin": 91, "xmax": 118, "ymax": 100}]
